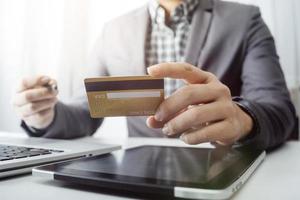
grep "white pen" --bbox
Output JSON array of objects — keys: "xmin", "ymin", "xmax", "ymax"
[{"xmin": 43, "ymin": 82, "xmax": 58, "ymax": 92}]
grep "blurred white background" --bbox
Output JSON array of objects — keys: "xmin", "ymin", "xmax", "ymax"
[{"xmin": 0, "ymin": 0, "xmax": 299, "ymax": 139}]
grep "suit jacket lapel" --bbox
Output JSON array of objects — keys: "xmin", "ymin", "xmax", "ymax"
[
  {"xmin": 128, "ymin": 5, "xmax": 149, "ymax": 75},
  {"xmin": 185, "ymin": 0, "xmax": 214, "ymax": 67},
  {"xmin": 127, "ymin": 1, "xmax": 214, "ymax": 74}
]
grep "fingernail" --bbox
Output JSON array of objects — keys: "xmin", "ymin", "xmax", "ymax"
[
  {"xmin": 146, "ymin": 117, "xmax": 152, "ymax": 128},
  {"xmin": 162, "ymin": 124, "xmax": 169, "ymax": 135},
  {"xmin": 147, "ymin": 65, "xmax": 159, "ymax": 75},
  {"xmin": 146, "ymin": 67, "xmax": 151, "ymax": 74},
  {"xmin": 41, "ymin": 76, "xmax": 50, "ymax": 84},
  {"xmin": 180, "ymin": 134, "xmax": 187, "ymax": 143},
  {"xmin": 154, "ymin": 112, "xmax": 163, "ymax": 122}
]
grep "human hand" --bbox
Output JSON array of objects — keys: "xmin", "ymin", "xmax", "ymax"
[
  {"xmin": 146, "ymin": 62, "xmax": 253, "ymax": 145},
  {"xmin": 13, "ymin": 75, "xmax": 58, "ymax": 129}
]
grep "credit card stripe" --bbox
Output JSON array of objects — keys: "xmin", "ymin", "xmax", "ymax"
[
  {"xmin": 107, "ymin": 91, "xmax": 161, "ymax": 99},
  {"xmin": 85, "ymin": 79, "xmax": 164, "ymax": 92}
]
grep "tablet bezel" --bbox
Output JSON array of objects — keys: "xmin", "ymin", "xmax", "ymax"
[{"xmin": 33, "ymin": 145, "xmax": 265, "ymax": 192}]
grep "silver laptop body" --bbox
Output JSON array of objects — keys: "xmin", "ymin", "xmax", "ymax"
[{"xmin": 0, "ymin": 136, "xmax": 120, "ymax": 178}]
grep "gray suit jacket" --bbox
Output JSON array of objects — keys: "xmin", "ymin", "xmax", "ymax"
[{"xmin": 23, "ymin": 0, "xmax": 297, "ymax": 150}]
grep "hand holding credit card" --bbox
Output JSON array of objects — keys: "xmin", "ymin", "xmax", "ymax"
[{"xmin": 84, "ymin": 76, "xmax": 164, "ymax": 117}]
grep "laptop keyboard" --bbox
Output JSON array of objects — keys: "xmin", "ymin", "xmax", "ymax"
[{"xmin": 0, "ymin": 144, "xmax": 64, "ymax": 161}]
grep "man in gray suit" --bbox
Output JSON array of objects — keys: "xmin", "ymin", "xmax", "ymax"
[{"xmin": 13, "ymin": 0, "xmax": 297, "ymax": 150}]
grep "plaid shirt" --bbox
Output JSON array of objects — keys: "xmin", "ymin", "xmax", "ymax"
[{"xmin": 146, "ymin": 0, "xmax": 199, "ymax": 97}]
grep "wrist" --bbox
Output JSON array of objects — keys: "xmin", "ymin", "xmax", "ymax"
[{"xmin": 234, "ymin": 103, "xmax": 254, "ymax": 140}]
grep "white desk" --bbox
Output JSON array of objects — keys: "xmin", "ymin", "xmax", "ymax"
[{"xmin": 0, "ymin": 133, "xmax": 300, "ymax": 200}]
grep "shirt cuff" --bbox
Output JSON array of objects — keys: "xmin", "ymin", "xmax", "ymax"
[
  {"xmin": 21, "ymin": 121, "xmax": 48, "ymax": 137},
  {"xmin": 232, "ymin": 96, "xmax": 260, "ymax": 145},
  {"xmin": 20, "ymin": 105, "xmax": 58, "ymax": 137}
]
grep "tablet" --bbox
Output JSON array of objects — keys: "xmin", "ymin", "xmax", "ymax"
[{"xmin": 33, "ymin": 145, "xmax": 265, "ymax": 199}]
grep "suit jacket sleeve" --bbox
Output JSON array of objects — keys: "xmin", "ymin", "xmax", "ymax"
[
  {"xmin": 234, "ymin": 7, "xmax": 297, "ymax": 150},
  {"xmin": 22, "ymin": 25, "xmax": 109, "ymax": 139}
]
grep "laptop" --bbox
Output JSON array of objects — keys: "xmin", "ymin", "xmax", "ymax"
[
  {"xmin": 0, "ymin": 136, "xmax": 120, "ymax": 178},
  {"xmin": 33, "ymin": 145, "xmax": 265, "ymax": 200}
]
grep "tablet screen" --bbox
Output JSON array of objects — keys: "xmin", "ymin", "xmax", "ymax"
[
  {"xmin": 67, "ymin": 146, "xmax": 242, "ymax": 183},
  {"xmin": 43, "ymin": 145, "xmax": 263, "ymax": 190}
]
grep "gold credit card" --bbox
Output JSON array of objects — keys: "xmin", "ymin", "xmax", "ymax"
[{"xmin": 84, "ymin": 76, "xmax": 164, "ymax": 118}]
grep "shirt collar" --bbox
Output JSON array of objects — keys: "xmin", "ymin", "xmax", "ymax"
[{"xmin": 148, "ymin": 0, "xmax": 199, "ymax": 25}]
